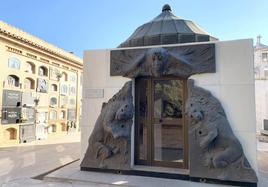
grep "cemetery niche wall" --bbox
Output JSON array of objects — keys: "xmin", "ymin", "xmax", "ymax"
[{"xmin": 81, "ymin": 4, "xmax": 258, "ymax": 187}]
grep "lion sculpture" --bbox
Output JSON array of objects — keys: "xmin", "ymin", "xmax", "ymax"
[{"xmin": 81, "ymin": 81, "xmax": 133, "ymax": 169}]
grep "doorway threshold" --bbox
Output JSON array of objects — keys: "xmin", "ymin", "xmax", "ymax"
[{"xmin": 132, "ymin": 165, "xmax": 189, "ymax": 175}]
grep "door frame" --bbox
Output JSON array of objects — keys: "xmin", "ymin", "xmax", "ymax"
[{"xmin": 134, "ymin": 76, "xmax": 188, "ymax": 169}]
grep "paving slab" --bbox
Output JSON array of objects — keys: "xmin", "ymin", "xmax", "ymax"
[
  {"xmin": 44, "ymin": 161, "xmax": 237, "ymax": 187},
  {"xmin": 1, "ymin": 177, "xmax": 105, "ymax": 187},
  {"xmin": 0, "ymin": 132, "xmax": 80, "ymax": 185}
]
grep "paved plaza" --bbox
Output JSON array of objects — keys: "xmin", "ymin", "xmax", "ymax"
[
  {"xmin": 0, "ymin": 132, "xmax": 80, "ymax": 186},
  {"xmin": 0, "ymin": 133, "xmax": 268, "ymax": 186}
]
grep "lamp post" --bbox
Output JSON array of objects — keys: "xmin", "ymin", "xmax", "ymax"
[{"xmin": 34, "ymin": 96, "xmax": 39, "ymax": 140}]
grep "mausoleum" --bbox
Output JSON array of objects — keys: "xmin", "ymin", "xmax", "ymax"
[{"xmin": 81, "ymin": 5, "xmax": 258, "ymax": 186}]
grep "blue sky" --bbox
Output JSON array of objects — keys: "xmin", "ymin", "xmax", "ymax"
[{"xmin": 0, "ymin": 0, "xmax": 267, "ymax": 57}]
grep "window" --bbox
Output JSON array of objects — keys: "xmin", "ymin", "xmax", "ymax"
[
  {"xmin": 50, "ymin": 97, "xmax": 58, "ymax": 107},
  {"xmin": 67, "ymin": 109, "xmax": 76, "ymax": 120},
  {"xmin": 51, "ymin": 84, "xmax": 58, "ymax": 92},
  {"xmin": 24, "ymin": 78, "xmax": 35, "ymax": 90},
  {"xmin": 49, "ymin": 110, "xmax": 57, "ymax": 120},
  {"xmin": 51, "ymin": 124, "xmax": 57, "ymax": 132},
  {"xmin": 39, "ymin": 66, "xmax": 48, "ymax": 76},
  {"xmin": 60, "ymin": 110, "xmax": 66, "ymax": 119},
  {"xmin": 69, "ymin": 73, "xmax": 76, "ymax": 82},
  {"xmin": 69, "ymin": 86, "xmax": 76, "ymax": 95},
  {"xmin": 60, "ymin": 84, "xmax": 68, "ymax": 95},
  {"xmin": 25, "ymin": 62, "xmax": 35, "ymax": 74},
  {"xmin": 62, "ymin": 72, "xmax": 68, "ymax": 81},
  {"xmin": 265, "ymin": 70, "xmax": 268, "ymax": 79},
  {"xmin": 263, "ymin": 53, "xmax": 268, "ymax": 62},
  {"xmin": 7, "ymin": 75, "xmax": 20, "ymax": 87},
  {"xmin": 5, "ymin": 128, "xmax": 17, "ymax": 140},
  {"xmin": 8, "ymin": 57, "xmax": 20, "ymax": 69},
  {"xmin": 69, "ymin": 98, "xmax": 76, "ymax": 105},
  {"xmin": 61, "ymin": 123, "xmax": 67, "ymax": 131},
  {"xmin": 60, "ymin": 96, "xmax": 68, "ymax": 107}
]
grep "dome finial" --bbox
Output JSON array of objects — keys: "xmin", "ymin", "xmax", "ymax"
[{"xmin": 162, "ymin": 4, "xmax": 171, "ymax": 12}]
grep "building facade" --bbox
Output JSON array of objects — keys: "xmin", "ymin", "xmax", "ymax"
[
  {"xmin": 81, "ymin": 5, "xmax": 257, "ymax": 186},
  {"xmin": 0, "ymin": 21, "xmax": 83, "ymax": 146},
  {"xmin": 255, "ymin": 36, "xmax": 268, "ymax": 135},
  {"xmin": 254, "ymin": 35, "xmax": 268, "ymax": 80}
]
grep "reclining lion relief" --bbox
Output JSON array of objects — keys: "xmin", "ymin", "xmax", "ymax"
[
  {"xmin": 81, "ymin": 81, "xmax": 133, "ymax": 170},
  {"xmin": 186, "ymin": 80, "xmax": 257, "ymax": 182}
]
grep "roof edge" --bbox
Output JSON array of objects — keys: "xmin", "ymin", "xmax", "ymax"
[{"xmin": 0, "ymin": 20, "xmax": 82, "ymax": 65}]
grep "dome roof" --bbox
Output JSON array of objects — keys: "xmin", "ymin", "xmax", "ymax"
[{"xmin": 119, "ymin": 4, "xmax": 217, "ymax": 48}]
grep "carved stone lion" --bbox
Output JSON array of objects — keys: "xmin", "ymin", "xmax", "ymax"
[
  {"xmin": 81, "ymin": 81, "xmax": 133, "ymax": 170},
  {"xmin": 186, "ymin": 79, "xmax": 257, "ymax": 182}
]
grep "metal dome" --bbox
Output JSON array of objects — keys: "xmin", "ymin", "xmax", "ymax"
[{"xmin": 119, "ymin": 4, "xmax": 217, "ymax": 48}]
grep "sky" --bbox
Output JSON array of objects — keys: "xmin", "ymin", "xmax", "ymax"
[{"xmin": 0, "ymin": 0, "xmax": 267, "ymax": 58}]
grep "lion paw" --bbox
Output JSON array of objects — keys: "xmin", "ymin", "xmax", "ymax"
[{"xmin": 98, "ymin": 146, "xmax": 112, "ymax": 160}]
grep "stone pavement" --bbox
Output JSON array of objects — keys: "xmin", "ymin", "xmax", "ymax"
[
  {"xmin": 0, "ymin": 132, "xmax": 80, "ymax": 186},
  {"xmin": 1, "ymin": 134, "xmax": 268, "ymax": 186},
  {"xmin": 42, "ymin": 160, "xmax": 236, "ymax": 187},
  {"xmin": 4, "ymin": 161, "xmax": 235, "ymax": 187},
  {"xmin": 1, "ymin": 178, "xmax": 97, "ymax": 187},
  {"xmin": 257, "ymin": 141, "xmax": 268, "ymax": 186}
]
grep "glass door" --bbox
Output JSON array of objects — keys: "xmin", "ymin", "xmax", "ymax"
[{"xmin": 135, "ymin": 77, "xmax": 188, "ymax": 169}]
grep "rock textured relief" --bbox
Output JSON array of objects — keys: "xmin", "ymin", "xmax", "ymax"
[
  {"xmin": 186, "ymin": 80, "xmax": 257, "ymax": 182},
  {"xmin": 110, "ymin": 44, "xmax": 215, "ymax": 78},
  {"xmin": 81, "ymin": 81, "xmax": 133, "ymax": 170}
]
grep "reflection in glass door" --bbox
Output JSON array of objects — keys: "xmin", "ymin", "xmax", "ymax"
[
  {"xmin": 135, "ymin": 78, "xmax": 149, "ymax": 165},
  {"xmin": 135, "ymin": 77, "xmax": 188, "ymax": 168}
]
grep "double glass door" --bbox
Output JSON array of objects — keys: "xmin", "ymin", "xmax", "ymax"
[{"xmin": 135, "ymin": 77, "xmax": 188, "ymax": 168}]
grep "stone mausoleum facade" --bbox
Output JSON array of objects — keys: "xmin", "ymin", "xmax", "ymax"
[
  {"xmin": 0, "ymin": 21, "xmax": 83, "ymax": 146},
  {"xmin": 81, "ymin": 5, "xmax": 258, "ymax": 186}
]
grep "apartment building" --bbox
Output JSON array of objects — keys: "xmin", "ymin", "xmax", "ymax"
[{"xmin": 0, "ymin": 21, "xmax": 83, "ymax": 146}]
